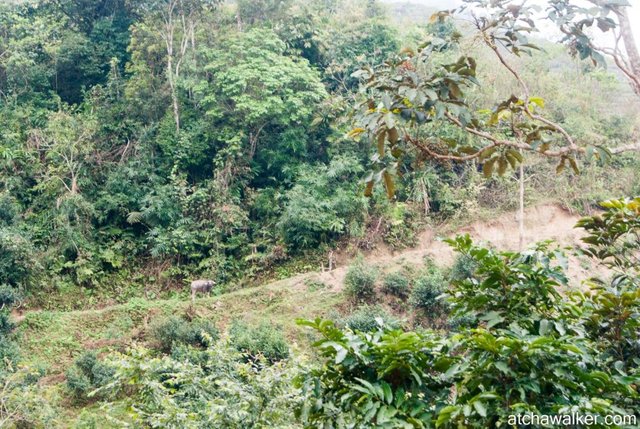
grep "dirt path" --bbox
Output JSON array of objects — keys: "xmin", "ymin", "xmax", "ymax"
[
  {"xmin": 315, "ymin": 203, "xmax": 594, "ymax": 289},
  {"xmin": 14, "ymin": 203, "xmax": 594, "ymax": 325},
  {"xmin": 15, "ymin": 203, "xmax": 602, "ymax": 376}
]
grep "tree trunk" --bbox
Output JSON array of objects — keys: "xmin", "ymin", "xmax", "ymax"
[
  {"xmin": 170, "ymin": 79, "xmax": 180, "ymax": 133},
  {"xmin": 616, "ymin": 7, "xmax": 640, "ymax": 82},
  {"xmin": 589, "ymin": 0, "xmax": 640, "ymax": 94},
  {"xmin": 162, "ymin": 0, "xmax": 181, "ymax": 134},
  {"xmin": 518, "ymin": 161, "xmax": 525, "ymax": 251},
  {"xmin": 166, "ymin": 51, "xmax": 180, "ymax": 133},
  {"xmin": 248, "ymin": 124, "xmax": 267, "ymax": 159},
  {"xmin": 421, "ymin": 179, "xmax": 430, "ymax": 215},
  {"xmin": 249, "ymin": 132, "xmax": 257, "ymax": 159}
]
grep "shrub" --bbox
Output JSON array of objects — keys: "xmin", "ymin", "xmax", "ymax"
[
  {"xmin": 344, "ymin": 258, "xmax": 377, "ymax": 302},
  {"xmin": 74, "ymin": 351, "xmax": 114, "ymax": 387},
  {"xmin": 0, "ymin": 228, "xmax": 36, "ymax": 287},
  {"xmin": 0, "ymin": 284, "xmax": 18, "ymax": 308},
  {"xmin": 186, "ymin": 320, "xmax": 219, "ymax": 346},
  {"xmin": 149, "ymin": 317, "xmax": 185, "ymax": 352},
  {"xmin": 299, "ymin": 232, "xmax": 639, "ymax": 428},
  {"xmin": 381, "ymin": 203, "xmax": 419, "ymax": 250},
  {"xmin": 65, "ymin": 367, "xmax": 91, "ymax": 400},
  {"xmin": 337, "ymin": 305, "xmax": 401, "ymax": 332},
  {"xmin": 381, "ymin": 271, "xmax": 410, "ymax": 298},
  {"xmin": 74, "ymin": 410, "xmax": 100, "ymax": 429},
  {"xmin": 168, "ymin": 343, "xmax": 210, "ymax": 366},
  {"xmin": 0, "ymin": 284, "xmax": 20, "ymax": 370},
  {"xmin": 95, "ymin": 340, "xmax": 302, "ymax": 427},
  {"xmin": 0, "ymin": 367, "xmax": 57, "ymax": 427},
  {"xmin": 0, "ymin": 335, "xmax": 20, "ymax": 369},
  {"xmin": 0, "ymin": 312, "xmax": 15, "ymax": 336},
  {"xmin": 278, "ymin": 155, "xmax": 367, "ymax": 249},
  {"xmin": 575, "ymin": 198, "xmax": 640, "ymax": 368},
  {"xmin": 447, "ymin": 313, "xmax": 476, "ymax": 331},
  {"xmin": 229, "ymin": 321, "xmax": 289, "ymax": 364},
  {"xmin": 149, "ymin": 317, "xmax": 219, "ymax": 353},
  {"xmin": 19, "ymin": 364, "xmax": 46, "ymax": 386},
  {"xmin": 65, "ymin": 351, "xmax": 114, "ymax": 401},
  {"xmin": 0, "ymin": 192, "xmax": 19, "ymax": 227},
  {"xmin": 410, "ymin": 268, "xmax": 446, "ymax": 312},
  {"xmin": 450, "ymin": 253, "xmax": 478, "ymax": 281}
]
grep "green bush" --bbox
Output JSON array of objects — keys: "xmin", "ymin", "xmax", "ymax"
[
  {"xmin": 149, "ymin": 317, "xmax": 186, "ymax": 352},
  {"xmin": 65, "ymin": 351, "xmax": 114, "ymax": 401},
  {"xmin": 380, "ymin": 202, "xmax": 419, "ymax": 250},
  {"xmin": 447, "ymin": 313, "xmax": 476, "ymax": 331},
  {"xmin": 73, "ymin": 410, "xmax": 100, "ymax": 429},
  {"xmin": 381, "ymin": 271, "xmax": 410, "ymax": 298},
  {"xmin": 0, "ymin": 285, "xmax": 20, "ymax": 370},
  {"xmin": 0, "ymin": 228, "xmax": 36, "ymax": 287},
  {"xmin": 0, "ymin": 335, "xmax": 20, "ymax": 369},
  {"xmin": 149, "ymin": 316, "xmax": 219, "ymax": 353},
  {"xmin": 0, "ymin": 193, "xmax": 19, "ymax": 227},
  {"xmin": 0, "ymin": 311, "xmax": 15, "ymax": 336},
  {"xmin": 450, "ymin": 253, "xmax": 478, "ymax": 281},
  {"xmin": 229, "ymin": 321, "xmax": 289, "ymax": 364},
  {"xmin": 169, "ymin": 343, "xmax": 210, "ymax": 366},
  {"xmin": 183, "ymin": 319, "xmax": 219, "ymax": 347},
  {"xmin": 19, "ymin": 364, "xmax": 46, "ymax": 386},
  {"xmin": 278, "ymin": 155, "xmax": 367, "ymax": 249},
  {"xmin": 0, "ymin": 284, "xmax": 18, "ymax": 308},
  {"xmin": 576, "ymin": 198, "xmax": 640, "ymax": 368},
  {"xmin": 344, "ymin": 258, "xmax": 377, "ymax": 302},
  {"xmin": 299, "ymin": 228, "xmax": 640, "ymax": 428},
  {"xmin": 410, "ymin": 268, "xmax": 446, "ymax": 312},
  {"xmin": 0, "ymin": 367, "xmax": 57, "ymax": 427},
  {"xmin": 93, "ymin": 340, "xmax": 302, "ymax": 427},
  {"xmin": 65, "ymin": 367, "xmax": 92, "ymax": 400},
  {"xmin": 75, "ymin": 351, "xmax": 114, "ymax": 387},
  {"xmin": 337, "ymin": 305, "xmax": 400, "ymax": 332}
]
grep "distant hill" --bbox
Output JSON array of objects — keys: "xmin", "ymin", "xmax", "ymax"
[{"xmin": 381, "ymin": 0, "xmax": 458, "ymax": 25}]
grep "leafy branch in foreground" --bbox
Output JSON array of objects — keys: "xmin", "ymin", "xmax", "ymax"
[
  {"xmin": 96, "ymin": 338, "xmax": 302, "ymax": 428},
  {"xmin": 576, "ymin": 197, "xmax": 640, "ymax": 279},
  {"xmin": 298, "ymin": 201, "xmax": 640, "ymax": 427},
  {"xmin": 576, "ymin": 198, "xmax": 640, "ymax": 372},
  {"xmin": 547, "ymin": 0, "xmax": 640, "ymax": 96},
  {"xmin": 351, "ymin": 0, "xmax": 640, "ymax": 197}
]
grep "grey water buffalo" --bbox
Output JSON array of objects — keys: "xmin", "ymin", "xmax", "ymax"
[{"xmin": 190, "ymin": 279, "xmax": 215, "ymax": 302}]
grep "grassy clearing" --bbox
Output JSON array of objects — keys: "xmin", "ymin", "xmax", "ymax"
[
  {"xmin": 16, "ymin": 200, "xmax": 603, "ymax": 377},
  {"xmin": 17, "ymin": 273, "xmax": 345, "ymax": 375},
  {"xmin": 11, "ymin": 201, "xmax": 611, "ymax": 426},
  {"xmin": 12, "ymin": 272, "xmax": 345, "ymax": 427}
]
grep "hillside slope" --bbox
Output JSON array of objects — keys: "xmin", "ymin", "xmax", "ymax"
[{"xmin": 16, "ymin": 203, "xmax": 598, "ymax": 378}]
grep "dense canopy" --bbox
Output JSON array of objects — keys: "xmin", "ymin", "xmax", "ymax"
[{"xmin": 0, "ymin": 0, "xmax": 639, "ymax": 427}]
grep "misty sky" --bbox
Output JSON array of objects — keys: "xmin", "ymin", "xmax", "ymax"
[{"xmin": 383, "ymin": 0, "xmax": 640, "ymax": 47}]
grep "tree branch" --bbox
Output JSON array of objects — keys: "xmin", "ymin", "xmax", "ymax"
[{"xmin": 484, "ymin": 32, "xmax": 579, "ymax": 152}]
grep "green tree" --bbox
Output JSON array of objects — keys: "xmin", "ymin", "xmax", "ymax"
[
  {"xmin": 299, "ymin": 230, "xmax": 639, "ymax": 427},
  {"xmin": 236, "ymin": 0, "xmax": 292, "ymax": 27},
  {"xmin": 278, "ymin": 155, "xmax": 367, "ymax": 249},
  {"xmin": 201, "ymin": 28, "xmax": 327, "ymax": 165},
  {"xmin": 34, "ymin": 110, "xmax": 97, "ymax": 197},
  {"xmin": 133, "ymin": 0, "xmax": 222, "ymax": 133},
  {"xmin": 547, "ymin": 0, "xmax": 640, "ymax": 97},
  {"xmin": 349, "ymin": 0, "xmax": 640, "ymax": 200},
  {"xmin": 576, "ymin": 198, "xmax": 640, "ymax": 372}
]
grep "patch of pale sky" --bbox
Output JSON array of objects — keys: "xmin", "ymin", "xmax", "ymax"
[{"xmin": 383, "ymin": 0, "xmax": 639, "ymax": 48}]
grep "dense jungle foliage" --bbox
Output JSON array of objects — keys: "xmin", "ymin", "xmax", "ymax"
[
  {"xmin": 1, "ymin": 0, "xmax": 639, "ymax": 308},
  {"xmin": 0, "ymin": 0, "xmax": 639, "ymax": 427}
]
